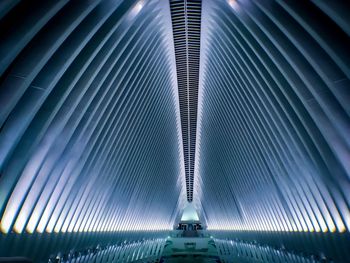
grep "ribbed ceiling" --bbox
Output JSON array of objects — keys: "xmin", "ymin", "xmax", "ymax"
[
  {"xmin": 0, "ymin": 0, "xmax": 185, "ymax": 235},
  {"xmin": 0, "ymin": 0, "xmax": 349, "ymax": 262},
  {"xmin": 195, "ymin": 0, "xmax": 350, "ymax": 233}
]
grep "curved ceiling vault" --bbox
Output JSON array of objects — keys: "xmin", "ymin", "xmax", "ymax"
[
  {"xmin": 0, "ymin": 0, "xmax": 186, "ymax": 235},
  {"xmin": 0, "ymin": 0, "xmax": 349, "ymax": 259},
  {"xmin": 195, "ymin": 0, "xmax": 350, "ymax": 233}
]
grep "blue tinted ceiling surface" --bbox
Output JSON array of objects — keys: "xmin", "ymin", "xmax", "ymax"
[
  {"xmin": 0, "ymin": 0, "xmax": 350, "ymax": 262},
  {"xmin": 195, "ymin": 0, "xmax": 350, "ymax": 233},
  {"xmin": 0, "ymin": 0, "xmax": 185, "ymax": 235}
]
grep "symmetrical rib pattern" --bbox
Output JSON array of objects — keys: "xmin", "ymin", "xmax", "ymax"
[
  {"xmin": 0, "ymin": 0, "xmax": 185, "ymax": 235},
  {"xmin": 0, "ymin": 0, "xmax": 350, "ymax": 261},
  {"xmin": 196, "ymin": 0, "xmax": 350, "ymax": 233},
  {"xmin": 169, "ymin": 0, "xmax": 202, "ymax": 202}
]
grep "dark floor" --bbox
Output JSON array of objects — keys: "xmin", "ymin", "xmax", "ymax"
[{"xmin": 160, "ymin": 255, "xmax": 221, "ymax": 263}]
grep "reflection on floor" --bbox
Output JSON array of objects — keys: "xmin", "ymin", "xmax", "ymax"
[
  {"xmin": 215, "ymin": 238, "xmax": 326, "ymax": 263},
  {"xmin": 161, "ymin": 256, "xmax": 219, "ymax": 263},
  {"xmin": 160, "ymin": 230, "xmax": 221, "ymax": 263},
  {"xmin": 159, "ymin": 230, "xmax": 335, "ymax": 263},
  {"xmin": 0, "ymin": 230, "xmax": 342, "ymax": 262}
]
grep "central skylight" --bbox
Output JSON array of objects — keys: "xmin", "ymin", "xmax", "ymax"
[{"xmin": 169, "ymin": 0, "xmax": 202, "ymax": 202}]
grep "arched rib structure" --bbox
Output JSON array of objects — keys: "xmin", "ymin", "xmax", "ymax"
[
  {"xmin": 0, "ymin": 0, "xmax": 185, "ymax": 235},
  {"xmin": 196, "ymin": 0, "xmax": 350, "ymax": 233}
]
